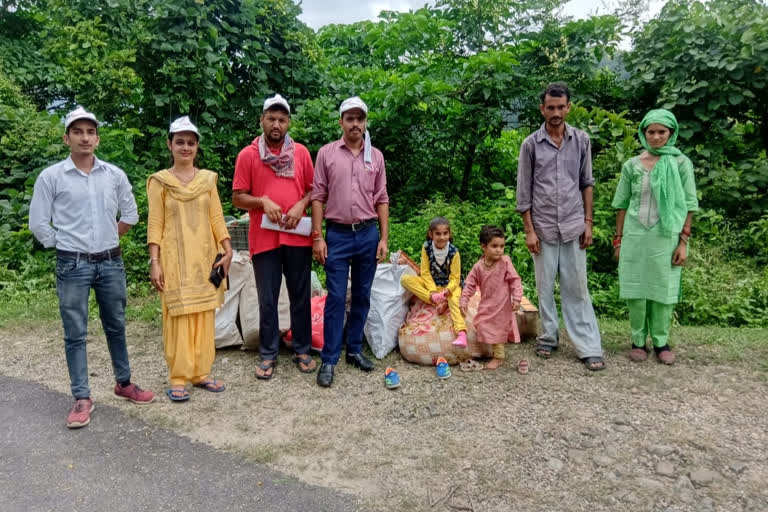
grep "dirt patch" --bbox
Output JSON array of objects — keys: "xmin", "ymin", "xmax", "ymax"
[{"xmin": 2, "ymin": 319, "xmax": 767, "ymax": 512}]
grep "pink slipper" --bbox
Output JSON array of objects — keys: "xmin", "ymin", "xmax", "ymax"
[
  {"xmin": 452, "ymin": 331, "xmax": 467, "ymax": 347},
  {"xmin": 657, "ymin": 349, "xmax": 676, "ymax": 365},
  {"xmin": 629, "ymin": 347, "xmax": 648, "ymax": 362}
]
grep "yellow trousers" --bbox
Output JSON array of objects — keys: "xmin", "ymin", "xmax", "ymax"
[
  {"xmin": 401, "ymin": 275, "xmax": 466, "ymax": 332},
  {"xmin": 162, "ymin": 302, "xmax": 215, "ymax": 387},
  {"xmin": 492, "ymin": 343, "xmax": 505, "ymax": 360}
]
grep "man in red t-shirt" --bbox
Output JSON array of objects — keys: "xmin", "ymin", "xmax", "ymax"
[{"xmin": 232, "ymin": 94, "xmax": 316, "ymax": 380}]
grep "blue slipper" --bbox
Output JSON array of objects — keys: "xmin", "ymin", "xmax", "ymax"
[
  {"xmin": 193, "ymin": 378, "xmax": 226, "ymax": 392},
  {"xmin": 166, "ymin": 387, "xmax": 190, "ymax": 401}
]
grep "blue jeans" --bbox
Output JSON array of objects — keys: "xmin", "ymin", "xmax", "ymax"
[
  {"xmin": 321, "ymin": 224, "xmax": 379, "ymax": 365},
  {"xmin": 56, "ymin": 254, "xmax": 131, "ymax": 399}
]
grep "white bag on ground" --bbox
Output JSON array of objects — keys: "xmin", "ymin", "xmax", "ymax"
[
  {"xmin": 215, "ymin": 251, "xmax": 252, "ymax": 348},
  {"xmin": 364, "ymin": 253, "xmax": 416, "ymax": 359},
  {"xmin": 238, "ymin": 257, "xmax": 261, "ymax": 350}
]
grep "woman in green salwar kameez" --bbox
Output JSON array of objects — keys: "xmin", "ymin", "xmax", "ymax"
[{"xmin": 611, "ymin": 109, "xmax": 698, "ymax": 365}]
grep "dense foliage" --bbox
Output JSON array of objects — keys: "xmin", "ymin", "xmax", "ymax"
[{"xmin": 1, "ymin": 0, "xmax": 767, "ymax": 326}]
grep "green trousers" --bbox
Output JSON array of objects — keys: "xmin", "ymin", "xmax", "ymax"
[{"xmin": 627, "ymin": 299, "xmax": 675, "ymax": 348}]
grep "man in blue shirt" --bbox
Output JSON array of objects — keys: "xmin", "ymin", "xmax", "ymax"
[{"xmin": 29, "ymin": 107, "xmax": 156, "ymax": 429}]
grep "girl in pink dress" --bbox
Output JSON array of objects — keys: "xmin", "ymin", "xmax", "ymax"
[{"xmin": 459, "ymin": 225, "xmax": 523, "ymax": 370}]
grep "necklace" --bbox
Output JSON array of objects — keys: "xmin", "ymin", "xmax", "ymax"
[
  {"xmin": 482, "ymin": 257, "xmax": 497, "ymax": 269},
  {"xmin": 170, "ymin": 167, "xmax": 197, "ymax": 184}
]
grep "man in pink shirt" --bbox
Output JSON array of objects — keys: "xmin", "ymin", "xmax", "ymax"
[
  {"xmin": 232, "ymin": 94, "xmax": 316, "ymax": 380},
  {"xmin": 311, "ymin": 96, "xmax": 390, "ymax": 387}
]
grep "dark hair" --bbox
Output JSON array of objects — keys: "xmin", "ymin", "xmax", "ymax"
[
  {"xmin": 426, "ymin": 216, "xmax": 453, "ymax": 242},
  {"xmin": 540, "ymin": 82, "xmax": 571, "ymax": 103},
  {"xmin": 168, "ymin": 131, "xmax": 200, "ymax": 168},
  {"xmin": 479, "ymin": 225, "xmax": 505, "ymax": 245}
]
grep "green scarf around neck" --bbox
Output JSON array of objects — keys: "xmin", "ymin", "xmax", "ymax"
[{"xmin": 638, "ymin": 109, "xmax": 687, "ymax": 234}]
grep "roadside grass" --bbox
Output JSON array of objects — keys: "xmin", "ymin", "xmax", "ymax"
[
  {"xmin": 0, "ymin": 287, "xmax": 161, "ymax": 329},
  {"xmin": 600, "ymin": 318, "xmax": 768, "ymax": 373},
  {"xmin": 1, "ymin": 289, "xmax": 766, "ymax": 373}
]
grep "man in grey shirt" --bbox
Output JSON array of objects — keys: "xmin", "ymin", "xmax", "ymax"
[
  {"xmin": 29, "ymin": 106, "xmax": 156, "ymax": 429},
  {"xmin": 516, "ymin": 83, "xmax": 605, "ymax": 371}
]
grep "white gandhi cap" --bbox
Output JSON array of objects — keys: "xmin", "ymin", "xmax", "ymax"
[
  {"xmin": 263, "ymin": 94, "xmax": 290, "ymax": 113},
  {"xmin": 339, "ymin": 96, "xmax": 368, "ymax": 117},
  {"xmin": 169, "ymin": 116, "xmax": 200, "ymax": 137},
  {"xmin": 64, "ymin": 106, "xmax": 99, "ymax": 130}
]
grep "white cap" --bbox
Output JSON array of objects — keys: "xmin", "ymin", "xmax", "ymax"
[
  {"xmin": 64, "ymin": 106, "xmax": 99, "ymax": 130},
  {"xmin": 169, "ymin": 116, "xmax": 200, "ymax": 137},
  {"xmin": 339, "ymin": 96, "xmax": 368, "ymax": 117},
  {"xmin": 263, "ymin": 94, "xmax": 290, "ymax": 113}
]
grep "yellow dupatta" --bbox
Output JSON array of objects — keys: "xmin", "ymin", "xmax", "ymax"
[{"xmin": 146, "ymin": 169, "xmax": 229, "ymax": 316}]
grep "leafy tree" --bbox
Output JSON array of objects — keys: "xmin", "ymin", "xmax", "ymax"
[{"xmin": 626, "ymin": 0, "xmax": 768, "ymax": 218}]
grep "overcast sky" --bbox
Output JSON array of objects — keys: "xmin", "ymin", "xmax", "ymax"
[{"xmin": 296, "ymin": 0, "xmax": 659, "ymax": 29}]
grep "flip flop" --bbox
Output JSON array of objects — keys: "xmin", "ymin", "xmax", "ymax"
[
  {"xmin": 535, "ymin": 344, "xmax": 557, "ymax": 359},
  {"xmin": 166, "ymin": 387, "xmax": 190, "ymax": 402},
  {"xmin": 194, "ymin": 377, "xmax": 226, "ymax": 392},
  {"xmin": 256, "ymin": 360, "xmax": 276, "ymax": 380},
  {"xmin": 292, "ymin": 354, "xmax": 317, "ymax": 374},
  {"xmin": 518, "ymin": 360, "xmax": 529, "ymax": 375},
  {"xmin": 459, "ymin": 359, "xmax": 484, "ymax": 372},
  {"xmin": 582, "ymin": 357, "xmax": 606, "ymax": 372}
]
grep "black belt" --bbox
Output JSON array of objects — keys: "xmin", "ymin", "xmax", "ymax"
[
  {"xmin": 326, "ymin": 219, "xmax": 377, "ymax": 232},
  {"xmin": 56, "ymin": 247, "xmax": 122, "ymax": 263}
]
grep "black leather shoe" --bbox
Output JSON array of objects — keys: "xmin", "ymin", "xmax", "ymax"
[
  {"xmin": 345, "ymin": 352, "xmax": 374, "ymax": 372},
  {"xmin": 317, "ymin": 364, "xmax": 335, "ymax": 387}
]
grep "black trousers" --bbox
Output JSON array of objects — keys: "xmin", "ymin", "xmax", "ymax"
[{"xmin": 252, "ymin": 246, "xmax": 312, "ymax": 360}]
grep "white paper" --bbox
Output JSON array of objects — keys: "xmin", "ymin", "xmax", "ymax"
[{"xmin": 260, "ymin": 215, "xmax": 312, "ymax": 237}]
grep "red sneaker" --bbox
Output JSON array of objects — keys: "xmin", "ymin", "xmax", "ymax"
[
  {"xmin": 114, "ymin": 383, "xmax": 156, "ymax": 404},
  {"xmin": 66, "ymin": 398, "xmax": 94, "ymax": 429}
]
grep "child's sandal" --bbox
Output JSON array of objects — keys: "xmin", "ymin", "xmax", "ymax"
[
  {"xmin": 517, "ymin": 360, "xmax": 529, "ymax": 375},
  {"xmin": 459, "ymin": 359, "xmax": 484, "ymax": 372}
]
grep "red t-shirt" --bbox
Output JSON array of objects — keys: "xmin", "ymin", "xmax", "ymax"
[{"xmin": 232, "ymin": 138, "xmax": 314, "ymax": 255}]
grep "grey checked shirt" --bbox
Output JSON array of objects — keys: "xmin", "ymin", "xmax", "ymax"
[{"xmin": 516, "ymin": 123, "xmax": 594, "ymax": 242}]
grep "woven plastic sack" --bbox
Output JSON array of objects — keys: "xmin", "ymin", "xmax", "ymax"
[
  {"xmin": 215, "ymin": 251, "xmax": 255, "ymax": 348},
  {"xmin": 398, "ymin": 291, "xmax": 491, "ymax": 365},
  {"xmin": 364, "ymin": 259, "xmax": 416, "ymax": 359},
  {"xmin": 398, "ymin": 293, "xmax": 539, "ymax": 365}
]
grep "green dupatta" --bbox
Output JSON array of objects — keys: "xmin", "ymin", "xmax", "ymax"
[{"xmin": 638, "ymin": 109, "xmax": 687, "ymax": 234}]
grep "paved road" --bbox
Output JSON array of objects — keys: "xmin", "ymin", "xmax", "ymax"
[{"xmin": 0, "ymin": 375, "xmax": 357, "ymax": 512}]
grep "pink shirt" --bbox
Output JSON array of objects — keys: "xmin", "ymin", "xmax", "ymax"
[
  {"xmin": 311, "ymin": 138, "xmax": 389, "ymax": 224},
  {"xmin": 232, "ymin": 138, "xmax": 314, "ymax": 256},
  {"xmin": 460, "ymin": 255, "xmax": 524, "ymax": 343}
]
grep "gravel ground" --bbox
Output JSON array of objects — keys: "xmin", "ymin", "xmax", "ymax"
[{"xmin": 2, "ymin": 318, "xmax": 767, "ymax": 512}]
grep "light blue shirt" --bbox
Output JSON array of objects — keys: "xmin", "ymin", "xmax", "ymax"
[{"xmin": 29, "ymin": 155, "xmax": 139, "ymax": 253}]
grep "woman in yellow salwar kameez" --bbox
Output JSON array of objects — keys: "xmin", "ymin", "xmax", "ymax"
[{"xmin": 147, "ymin": 116, "xmax": 233, "ymax": 401}]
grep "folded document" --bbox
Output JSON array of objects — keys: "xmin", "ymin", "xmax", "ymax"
[{"xmin": 260, "ymin": 215, "xmax": 312, "ymax": 237}]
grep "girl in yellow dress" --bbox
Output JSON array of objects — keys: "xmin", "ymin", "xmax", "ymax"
[
  {"xmin": 147, "ymin": 116, "xmax": 232, "ymax": 401},
  {"xmin": 401, "ymin": 217, "xmax": 467, "ymax": 346}
]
